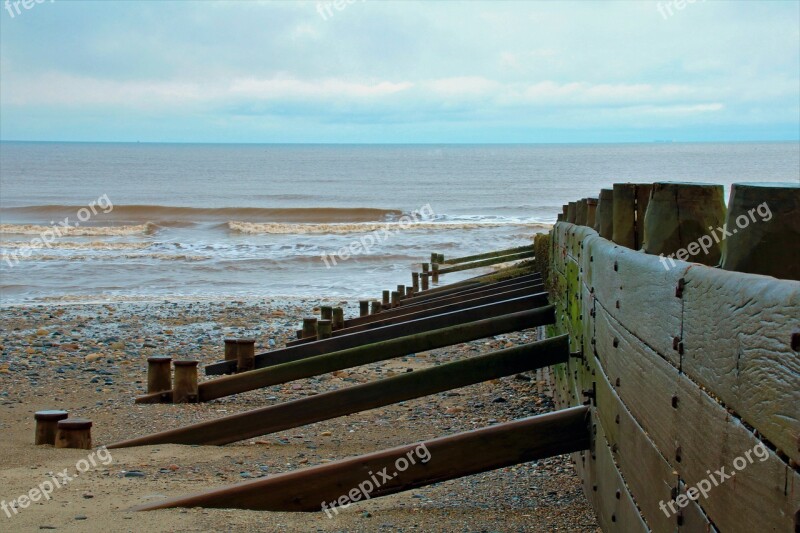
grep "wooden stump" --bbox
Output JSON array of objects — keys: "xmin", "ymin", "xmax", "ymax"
[
  {"xmin": 317, "ymin": 320, "xmax": 333, "ymax": 340},
  {"xmin": 595, "ymin": 188, "xmax": 614, "ymax": 239},
  {"xmin": 147, "ymin": 356, "xmax": 172, "ymax": 394},
  {"xmin": 173, "ymin": 360, "xmax": 199, "ymax": 403},
  {"xmin": 55, "ymin": 418, "xmax": 92, "ymax": 450},
  {"xmin": 34, "ymin": 410, "xmax": 68, "ymax": 445},
  {"xmin": 236, "ymin": 339, "xmax": 256, "ymax": 373}
]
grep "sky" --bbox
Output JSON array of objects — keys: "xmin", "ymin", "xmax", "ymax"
[{"xmin": 0, "ymin": 0, "xmax": 798, "ymax": 144}]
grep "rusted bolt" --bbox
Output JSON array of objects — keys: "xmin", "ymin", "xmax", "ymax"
[
  {"xmin": 592, "ymin": 484, "xmax": 598, "ymax": 492},
  {"xmin": 615, "ymin": 300, "xmax": 620, "ymax": 309},
  {"xmin": 611, "ymin": 514, "xmax": 617, "ymax": 523},
  {"xmin": 615, "ymin": 377, "xmax": 621, "ymax": 387},
  {"xmin": 615, "ymin": 490, "xmax": 621, "ymax": 500},
  {"xmin": 675, "ymin": 446, "xmax": 682, "ymax": 462},
  {"xmin": 615, "ymin": 414, "xmax": 620, "ymax": 424},
  {"xmin": 672, "ymin": 395, "xmax": 679, "ymax": 408},
  {"xmin": 613, "ymin": 337, "xmax": 619, "ymax": 348},
  {"xmin": 792, "ymin": 332, "xmax": 800, "ymax": 351}
]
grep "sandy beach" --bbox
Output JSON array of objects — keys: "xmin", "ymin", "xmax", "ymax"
[{"xmin": 0, "ymin": 299, "xmax": 598, "ymax": 532}]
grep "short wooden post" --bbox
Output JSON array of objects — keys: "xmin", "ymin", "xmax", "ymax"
[
  {"xmin": 412, "ymin": 272, "xmax": 420, "ymax": 292},
  {"xmin": 173, "ymin": 360, "xmax": 199, "ymax": 403},
  {"xmin": 55, "ymin": 418, "xmax": 92, "ymax": 450},
  {"xmin": 595, "ymin": 188, "xmax": 613, "ymax": 239},
  {"xmin": 302, "ymin": 318, "xmax": 318, "ymax": 339},
  {"xmin": 224, "ymin": 339, "xmax": 238, "ymax": 361},
  {"xmin": 430, "ymin": 253, "xmax": 437, "ymax": 264},
  {"xmin": 576, "ymin": 199, "xmax": 588, "ymax": 226},
  {"xmin": 421, "ymin": 273, "xmax": 429, "ymax": 291},
  {"xmin": 320, "ymin": 306, "xmax": 333, "ymax": 321},
  {"xmin": 720, "ymin": 182, "xmax": 799, "ymax": 280},
  {"xmin": 561, "ymin": 204, "xmax": 569, "ymax": 220},
  {"xmin": 359, "ymin": 300, "xmax": 370, "ymax": 317},
  {"xmin": 432, "ymin": 263, "xmax": 439, "ymax": 284},
  {"xmin": 405, "ymin": 285, "xmax": 414, "ymax": 297},
  {"xmin": 370, "ymin": 301, "xmax": 382, "ymax": 315},
  {"xmin": 147, "ymin": 356, "xmax": 172, "ymax": 394},
  {"xmin": 382, "ymin": 290, "xmax": 390, "ymax": 307},
  {"xmin": 332, "ymin": 307, "xmax": 345, "ymax": 329},
  {"xmin": 391, "ymin": 290, "xmax": 400, "ymax": 307},
  {"xmin": 317, "ymin": 320, "xmax": 333, "ymax": 340},
  {"xmin": 34, "ymin": 410, "xmax": 68, "ymax": 445},
  {"xmin": 586, "ymin": 197, "xmax": 598, "ymax": 229},
  {"xmin": 236, "ymin": 339, "xmax": 255, "ymax": 373},
  {"xmin": 642, "ymin": 182, "xmax": 726, "ymax": 265},
  {"xmin": 397, "ymin": 285, "xmax": 405, "ymax": 298}
]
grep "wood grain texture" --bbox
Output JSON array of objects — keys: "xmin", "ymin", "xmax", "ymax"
[
  {"xmin": 681, "ymin": 266, "xmax": 800, "ymax": 464},
  {"xmin": 588, "ymin": 231, "xmax": 685, "ymax": 365},
  {"xmin": 595, "ymin": 304, "xmax": 799, "ymax": 532}
]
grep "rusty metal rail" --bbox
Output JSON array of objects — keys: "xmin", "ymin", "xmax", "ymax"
[{"xmin": 133, "ymin": 405, "xmax": 589, "ymax": 512}]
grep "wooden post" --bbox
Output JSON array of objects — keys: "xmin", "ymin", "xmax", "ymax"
[
  {"xmin": 641, "ymin": 182, "xmax": 725, "ymax": 265},
  {"xmin": 147, "ymin": 356, "xmax": 172, "ymax": 394},
  {"xmin": 382, "ymin": 290, "xmax": 390, "ymax": 307},
  {"xmin": 55, "ymin": 419, "xmax": 92, "ymax": 450},
  {"xmin": 612, "ymin": 183, "xmax": 652, "ymax": 249},
  {"xmin": 236, "ymin": 339, "xmax": 256, "ymax": 373},
  {"xmin": 359, "ymin": 300, "xmax": 370, "ymax": 317},
  {"xmin": 370, "ymin": 301, "xmax": 382, "ymax": 315},
  {"xmin": 567, "ymin": 201, "xmax": 577, "ymax": 223},
  {"xmin": 442, "ymin": 245, "xmax": 534, "ymax": 266},
  {"xmin": 391, "ymin": 290, "xmax": 400, "ymax": 307},
  {"xmin": 421, "ymin": 263, "xmax": 429, "ymax": 275},
  {"xmin": 576, "ymin": 199, "xmax": 588, "ymax": 226},
  {"xmin": 332, "ymin": 307, "xmax": 345, "ymax": 329},
  {"xmin": 224, "ymin": 339, "xmax": 238, "ymax": 361},
  {"xmin": 586, "ymin": 197, "xmax": 598, "ymax": 229},
  {"xmin": 595, "ymin": 188, "xmax": 613, "ymax": 239},
  {"xmin": 316, "ymin": 320, "xmax": 332, "ymax": 340},
  {"xmin": 412, "ymin": 272, "xmax": 420, "ymax": 292},
  {"xmin": 34, "ymin": 410, "xmax": 68, "ymax": 445},
  {"xmin": 432, "ymin": 263, "xmax": 439, "ymax": 284},
  {"xmin": 173, "ymin": 360, "xmax": 199, "ymax": 403},
  {"xmin": 320, "ymin": 306, "xmax": 333, "ymax": 321},
  {"xmin": 421, "ymin": 273, "xmax": 430, "ymax": 291},
  {"xmin": 720, "ymin": 182, "xmax": 800, "ymax": 280},
  {"xmin": 302, "ymin": 318, "xmax": 318, "ymax": 339},
  {"xmin": 430, "ymin": 252, "xmax": 437, "ymax": 264},
  {"xmin": 405, "ymin": 285, "xmax": 414, "ymax": 297}
]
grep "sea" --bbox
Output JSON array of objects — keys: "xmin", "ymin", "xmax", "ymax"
[{"xmin": 1, "ymin": 142, "xmax": 798, "ymax": 305}]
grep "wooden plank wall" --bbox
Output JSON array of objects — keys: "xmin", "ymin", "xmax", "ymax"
[{"xmin": 547, "ymin": 221, "xmax": 799, "ymax": 532}]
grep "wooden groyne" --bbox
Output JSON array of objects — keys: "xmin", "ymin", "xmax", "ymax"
[{"xmin": 549, "ymin": 181, "xmax": 799, "ymax": 531}]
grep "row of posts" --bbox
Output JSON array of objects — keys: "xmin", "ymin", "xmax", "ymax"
[{"xmin": 557, "ymin": 181, "xmax": 798, "ymax": 280}]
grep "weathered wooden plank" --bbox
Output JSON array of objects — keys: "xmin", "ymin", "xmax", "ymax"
[
  {"xmin": 442, "ymin": 244, "xmax": 535, "ymax": 265},
  {"xmin": 595, "ymin": 304, "xmax": 800, "ymax": 532},
  {"xmin": 588, "ymin": 231, "xmax": 685, "ymax": 364},
  {"xmin": 583, "ymin": 408, "xmax": 649, "ymax": 532},
  {"xmin": 682, "ymin": 266, "xmax": 800, "ymax": 464},
  {"xmin": 134, "ymin": 407, "xmax": 591, "ymax": 512}
]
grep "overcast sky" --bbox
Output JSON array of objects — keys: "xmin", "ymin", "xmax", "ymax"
[{"xmin": 1, "ymin": 0, "xmax": 798, "ymax": 143}]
